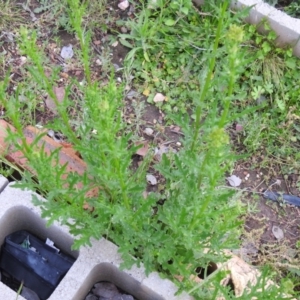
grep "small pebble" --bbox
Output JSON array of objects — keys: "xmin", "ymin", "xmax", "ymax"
[
  {"xmin": 93, "ymin": 282, "xmax": 118, "ymax": 298},
  {"xmin": 121, "ymin": 26, "xmax": 128, "ymax": 33},
  {"xmin": 20, "ymin": 56, "xmax": 27, "ymax": 65},
  {"xmin": 118, "ymin": 0, "xmax": 130, "ymax": 10},
  {"xmin": 112, "ymin": 41, "xmax": 119, "ymax": 47},
  {"xmin": 144, "ymin": 127, "xmax": 154, "ymax": 136}
]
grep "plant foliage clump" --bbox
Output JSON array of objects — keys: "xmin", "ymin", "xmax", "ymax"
[{"xmin": 0, "ymin": 0, "xmax": 298, "ymax": 298}]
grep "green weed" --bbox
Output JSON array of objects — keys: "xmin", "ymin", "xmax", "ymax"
[
  {"xmin": 34, "ymin": 0, "xmax": 109, "ymax": 33},
  {"xmin": 234, "ymin": 21, "xmax": 300, "ymax": 166},
  {"xmin": 284, "ymin": 1, "xmax": 300, "ymax": 18},
  {"xmin": 0, "ymin": 0, "xmax": 246, "ymax": 298},
  {"xmin": 34, "ymin": 0, "xmax": 72, "ymax": 32},
  {"xmin": 0, "ymin": 0, "xmax": 299, "ymax": 299},
  {"xmin": 121, "ymin": 1, "xmax": 300, "ymax": 170}
]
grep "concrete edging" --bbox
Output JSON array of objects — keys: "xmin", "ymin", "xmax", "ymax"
[
  {"xmin": 193, "ymin": 0, "xmax": 300, "ymax": 57},
  {"xmin": 0, "ymin": 179, "xmax": 192, "ymax": 300}
]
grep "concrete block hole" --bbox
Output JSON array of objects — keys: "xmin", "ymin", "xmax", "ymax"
[
  {"xmin": 0, "ymin": 206, "xmax": 79, "ymax": 300},
  {"xmin": 74, "ymin": 263, "xmax": 165, "ymax": 300}
]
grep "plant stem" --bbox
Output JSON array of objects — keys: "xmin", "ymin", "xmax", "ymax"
[{"xmin": 191, "ymin": 1, "xmax": 228, "ymax": 152}]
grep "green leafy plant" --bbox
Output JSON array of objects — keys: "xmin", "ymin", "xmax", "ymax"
[
  {"xmin": 232, "ymin": 20, "xmax": 300, "ymax": 165},
  {"xmin": 34, "ymin": 0, "xmax": 109, "ymax": 33},
  {"xmin": 120, "ymin": 0, "xmax": 219, "ymax": 114},
  {"xmin": 34, "ymin": 0, "xmax": 72, "ymax": 32},
  {"xmin": 0, "ymin": 0, "xmax": 299, "ymax": 299},
  {"xmin": 284, "ymin": 1, "xmax": 300, "ymax": 18}
]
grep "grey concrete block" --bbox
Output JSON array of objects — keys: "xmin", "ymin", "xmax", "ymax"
[
  {"xmin": 0, "ymin": 183, "xmax": 193, "ymax": 300},
  {"xmin": 0, "ymin": 282, "xmax": 26, "ymax": 300},
  {"xmin": 142, "ymin": 272, "xmax": 192, "ymax": 300},
  {"xmin": 0, "ymin": 175, "xmax": 9, "ymax": 193}
]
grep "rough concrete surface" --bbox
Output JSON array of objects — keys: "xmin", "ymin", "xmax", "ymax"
[
  {"xmin": 0, "ymin": 180, "xmax": 193, "ymax": 300},
  {"xmin": 0, "ymin": 282, "xmax": 26, "ymax": 300}
]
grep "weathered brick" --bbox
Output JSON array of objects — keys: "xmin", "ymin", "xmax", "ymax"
[{"xmin": 0, "ymin": 120, "xmax": 97, "ymax": 208}]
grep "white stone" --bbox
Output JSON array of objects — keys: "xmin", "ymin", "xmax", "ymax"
[
  {"xmin": 153, "ymin": 93, "xmax": 165, "ymax": 103},
  {"xmin": 118, "ymin": 0, "xmax": 129, "ymax": 10}
]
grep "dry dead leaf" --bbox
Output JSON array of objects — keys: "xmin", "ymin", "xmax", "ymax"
[
  {"xmin": 143, "ymin": 88, "xmax": 150, "ymax": 96},
  {"xmin": 226, "ymin": 175, "xmax": 242, "ymax": 187},
  {"xmin": 219, "ymin": 251, "xmax": 260, "ymax": 297},
  {"xmin": 174, "ymin": 248, "xmax": 295, "ymax": 300},
  {"xmin": 60, "ymin": 72, "xmax": 69, "ymax": 79},
  {"xmin": 136, "ymin": 141, "xmax": 149, "ymax": 157}
]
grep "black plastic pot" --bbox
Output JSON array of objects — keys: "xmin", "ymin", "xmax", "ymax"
[{"xmin": 0, "ymin": 230, "xmax": 76, "ymax": 300}]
